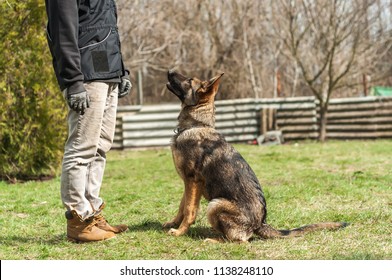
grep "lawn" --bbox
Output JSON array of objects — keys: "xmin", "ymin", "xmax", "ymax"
[{"xmin": 0, "ymin": 140, "xmax": 391, "ymax": 260}]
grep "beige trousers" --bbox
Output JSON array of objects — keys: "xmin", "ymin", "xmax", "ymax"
[{"xmin": 61, "ymin": 82, "xmax": 118, "ymax": 220}]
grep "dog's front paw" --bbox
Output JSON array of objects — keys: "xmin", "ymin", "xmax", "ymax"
[
  {"xmin": 163, "ymin": 221, "xmax": 177, "ymax": 229},
  {"xmin": 168, "ymin": 228, "xmax": 184, "ymax": 236}
]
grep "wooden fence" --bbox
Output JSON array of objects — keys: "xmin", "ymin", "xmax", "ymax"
[
  {"xmin": 326, "ymin": 96, "xmax": 392, "ymax": 139},
  {"xmin": 114, "ymin": 96, "xmax": 392, "ymax": 149}
]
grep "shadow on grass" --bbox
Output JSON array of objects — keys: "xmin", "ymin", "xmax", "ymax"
[
  {"xmin": 128, "ymin": 220, "xmax": 162, "ymax": 232},
  {"xmin": 2, "ymin": 222, "xmax": 221, "ymax": 246},
  {"xmin": 187, "ymin": 226, "xmax": 223, "ymax": 240},
  {"xmin": 2, "ymin": 233, "xmax": 67, "ymax": 245},
  {"xmin": 127, "ymin": 220, "xmax": 222, "ymax": 241}
]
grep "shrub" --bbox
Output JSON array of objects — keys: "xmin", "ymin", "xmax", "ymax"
[{"xmin": 0, "ymin": 1, "xmax": 67, "ymax": 182}]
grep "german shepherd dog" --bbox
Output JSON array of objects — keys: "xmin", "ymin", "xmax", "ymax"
[{"xmin": 164, "ymin": 70, "xmax": 347, "ymax": 242}]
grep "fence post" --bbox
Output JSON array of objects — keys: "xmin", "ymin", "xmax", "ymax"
[
  {"xmin": 260, "ymin": 107, "xmax": 277, "ymax": 135},
  {"xmin": 137, "ymin": 69, "xmax": 143, "ymax": 105}
]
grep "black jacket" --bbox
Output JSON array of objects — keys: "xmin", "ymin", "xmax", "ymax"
[{"xmin": 45, "ymin": 0, "xmax": 128, "ymax": 93}]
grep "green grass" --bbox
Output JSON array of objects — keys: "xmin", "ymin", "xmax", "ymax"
[{"xmin": 0, "ymin": 140, "xmax": 391, "ymax": 260}]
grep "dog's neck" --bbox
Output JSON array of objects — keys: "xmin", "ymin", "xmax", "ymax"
[
  {"xmin": 175, "ymin": 103, "xmax": 215, "ymax": 134},
  {"xmin": 174, "ymin": 123, "xmax": 213, "ymax": 135}
]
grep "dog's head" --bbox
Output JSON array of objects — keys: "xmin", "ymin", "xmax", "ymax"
[{"xmin": 166, "ymin": 70, "xmax": 224, "ymax": 106}]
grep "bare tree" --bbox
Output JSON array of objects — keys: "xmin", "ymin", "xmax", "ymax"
[
  {"xmin": 116, "ymin": 0, "xmax": 392, "ymax": 113},
  {"xmin": 269, "ymin": 0, "xmax": 392, "ymax": 141},
  {"xmin": 117, "ymin": 0, "xmax": 273, "ymax": 102}
]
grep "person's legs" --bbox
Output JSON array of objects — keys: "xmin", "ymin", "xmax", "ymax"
[
  {"xmin": 61, "ymin": 82, "xmax": 110, "ymax": 219},
  {"xmin": 84, "ymin": 83, "xmax": 128, "ymax": 233},
  {"xmin": 85, "ymin": 83, "xmax": 118, "ymax": 211},
  {"xmin": 61, "ymin": 82, "xmax": 116, "ymax": 242}
]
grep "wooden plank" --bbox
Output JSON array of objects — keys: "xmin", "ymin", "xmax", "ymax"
[
  {"xmin": 216, "ymin": 104, "xmax": 258, "ymax": 113},
  {"xmin": 116, "ymin": 105, "xmax": 142, "ymax": 115},
  {"xmin": 123, "ymin": 130, "xmax": 174, "ymax": 139},
  {"xmin": 113, "ymin": 134, "xmax": 122, "ymax": 141},
  {"xmin": 262, "ymin": 103, "xmax": 316, "ymax": 111},
  {"xmin": 218, "ymin": 126, "xmax": 258, "ymax": 135},
  {"xmin": 122, "ymin": 121, "xmax": 177, "ymax": 130},
  {"xmin": 328, "ymin": 96, "xmax": 392, "ymax": 105},
  {"xmin": 112, "ymin": 141, "xmax": 123, "ymax": 149},
  {"xmin": 216, "ymin": 119, "xmax": 258, "ymax": 128},
  {"xmin": 282, "ymin": 132, "xmax": 319, "ymax": 140},
  {"xmin": 327, "ymin": 116, "xmax": 392, "ymax": 124},
  {"xmin": 122, "ymin": 112, "xmax": 178, "ymax": 122},
  {"xmin": 115, "ymin": 118, "xmax": 123, "ymax": 125},
  {"xmin": 123, "ymin": 138, "xmax": 172, "ymax": 147},
  {"xmin": 114, "ymin": 130, "xmax": 122, "ymax": 138},
  {"xmin": 327, "ymin": 131, "xmax": 392, "ymax": 138},
  {"xmin": 327, "ymin": 109, "xmax": 392, "ymax": 119},
  {"xmin": 216, "ymin": 98, "xmax": 256, "ymax": 106},
  {"xmin": 258, "ymin": 96, "xmax": 316, "ymax": 104},
  {"xmin": 281, "ymin": 125, "xmax": 319, "ymax": 132},
  {"xmin": 216, "ymin": 111, "xmax": 257, "ymax": 120},
  {"xmin": 327, "ymin": 124, "xmax": 392, "ymax": 131},
  {"xmin": 128, "ymin": 104, "xmax": 179, "ymax": 112},
  {"xmin": 328, "ymin": 102, "xmax": 392, "ymax": 112},
  {"xmin": 277, "ymin": 110, "xmax": 317, "ymax": 118},
  {"xmin": 224, "ymin": 134, "xmax": 257, "ymax": 142},
  {"xmin": 277, "ymin": 117, "xmax": 318, "ymax": 125}
]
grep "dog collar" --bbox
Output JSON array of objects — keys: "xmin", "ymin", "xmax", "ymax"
[
  {"xmin": 173, "ymin": 125, "xmax": 213, "ymax": 135},
  {"xmin": 173, "ymin": 127, "xmax": 185, "ymax": 134}
]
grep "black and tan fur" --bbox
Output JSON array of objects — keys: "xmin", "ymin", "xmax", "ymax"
[{"xmin": 163, "ymin": 70, "xmax": 347, "ymax": 242}]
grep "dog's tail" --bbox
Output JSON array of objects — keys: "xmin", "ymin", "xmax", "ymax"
[{"xmin": 255, "ymin": 222, "xmax": 348, "ymax": 239}]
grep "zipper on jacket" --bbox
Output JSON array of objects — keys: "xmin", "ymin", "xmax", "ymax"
[{"xmin": 79, "ymin": 28, "xmax": 112, "ymax": 50}]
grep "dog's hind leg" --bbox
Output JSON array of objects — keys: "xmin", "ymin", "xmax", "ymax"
[{"xmin": 207, "ymin": 198, "xmax": 253, "ymax": 242}]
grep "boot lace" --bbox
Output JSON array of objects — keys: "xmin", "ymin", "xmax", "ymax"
[
  {"xmin": 94, "ymin": 213, "xmax": 109, "ymax": 225},
  {"xmin": 84, "ymin": 217, "xmax": 98, "ymax": 231}
]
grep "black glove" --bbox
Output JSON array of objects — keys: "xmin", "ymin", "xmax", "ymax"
[
  {"xmin": 119, "ymin": 77, "xmax": 132, "ymax": 98},
  {"xmin": 66, "ymin": 90, "xmax": 90, "ymax": 115}
]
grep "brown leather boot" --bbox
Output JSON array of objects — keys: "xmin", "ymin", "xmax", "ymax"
[
  {"xmin": 94, "ymin": 203, "xmax": 128, "ymax": 234},
  {"xmin": 66, "ymin": 210, "xmax": 116, "ymax": 242}
]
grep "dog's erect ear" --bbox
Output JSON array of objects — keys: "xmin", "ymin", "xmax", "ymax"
[{"xmin": 206, "ymin": 73, "xmax": 224, "ymax": 95}]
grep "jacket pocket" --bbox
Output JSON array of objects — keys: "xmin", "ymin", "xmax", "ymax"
[{"xmin": 79, "ymin": 28, "xmax": 122, "ymax": 78}]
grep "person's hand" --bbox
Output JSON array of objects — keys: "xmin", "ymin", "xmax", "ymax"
[
  {"xmin": 66, "ymin": 90, "xmax": 90, "ymax": 115},
  {"xmin": 119, "ymin": 77, "xmax": 132, "ymax": 98}
]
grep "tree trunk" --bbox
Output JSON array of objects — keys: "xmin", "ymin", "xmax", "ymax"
[{"xmin": 319, "ymin": 105, "xmax": 328, "ymax": 142}]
